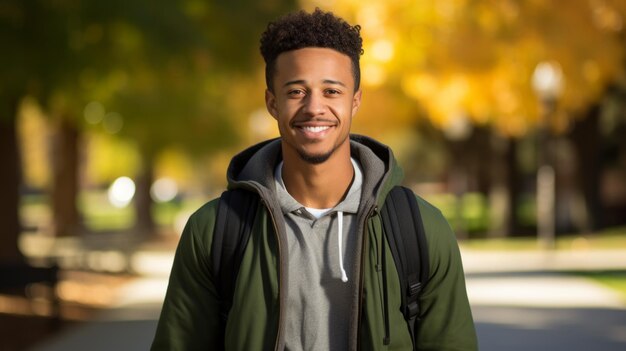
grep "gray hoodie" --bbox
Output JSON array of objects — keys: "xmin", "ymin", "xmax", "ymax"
[{"xmin": 275, "ymin": 157, "xmax": 363, "ymax": 350}]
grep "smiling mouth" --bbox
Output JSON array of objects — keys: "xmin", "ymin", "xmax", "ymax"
[{"xmin": 299, "ymin": 125, "xmax": 331, "ymax": 133}]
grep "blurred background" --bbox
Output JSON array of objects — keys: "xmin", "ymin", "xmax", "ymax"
[{"xmin": 1, "ymin": 0, "xmax": 626, "ymax": 350}]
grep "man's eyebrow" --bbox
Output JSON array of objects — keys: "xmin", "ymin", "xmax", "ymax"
[
  {"xmin": 282, "ymin": 79, "xmax": 347, "ymax": 87},
  {"xmin": 323, "ymin": 79, "xmax": 346, "ymax": 87},
  {"xmin": 283, "ymin": 79, "xmax": 307, "ymax": 87}
]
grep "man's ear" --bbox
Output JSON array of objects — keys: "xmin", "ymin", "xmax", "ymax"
[
  {"xmin": 265, "ymin": 89, "xmax": 278, "ymax": 119},
  {"xmin": 351, "ymin": 89, "xmax": 362, "ymax": 117}
]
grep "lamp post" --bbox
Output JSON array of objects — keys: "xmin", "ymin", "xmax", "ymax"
[{"xmin": 532, "ymin": 61, "xmax": 564, "ymax": 249}]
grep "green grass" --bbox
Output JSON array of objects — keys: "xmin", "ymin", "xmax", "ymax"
[
  {"xmin": 461, "ymin": 227, "xmax": 626, "ymax": 251},
  {"xmin": 424, "ymin": 192, "xmax": 491, "ymax": 233},
  {"xmin": 79, "ymin": 191, "xmax": 135, "ymax": 231},
  {"xmin": 21, "ymin": 191, "xmax": 198, "ymax": 233},
  {"xmin": 460, "ymin": 237, "xmax": 540, "ymax": 251}
]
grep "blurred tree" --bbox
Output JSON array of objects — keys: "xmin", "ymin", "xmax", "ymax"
[
  {"xmin": 107, "ymin": 0, "xmax": 297, "ymax": 234},
  {"xmin": 0, "ymin": 0, "xmax": 134, "ymax": 240},
  {"xmin": 316, "ymin": 0, "xmax": 626, "ymax": 235},
  {"xmin": 347, "ymin": 0, "xmax": 626, "ymax": 135},
  {"xmin": 0, "ymin": 0, "xmax": 51, "ymax": 263},
  {"xmin": 0, "ymin": 0, "xmax": 296, "ymax": 262},
  {"xmin": 0, "ymin": 97, "xmax": 22, "ymax": 263}
]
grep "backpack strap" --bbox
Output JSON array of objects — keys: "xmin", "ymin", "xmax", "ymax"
[
  {"xmin": 380, "ymin": 186, "xmax": 430, "ymax": 349},
  {"xmin": 210, "ymin": 189, "xmax": 259, "ymax": 326}
]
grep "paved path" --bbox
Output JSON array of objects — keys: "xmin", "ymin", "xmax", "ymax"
[
  {"xmin": 474, "ymin": 305, "xmax": 626, "ymax": 351},
  {"xmin": 464, "ymin": 248, "xmax": 626, "ymax": 350},
  {"xmin": 30, "ymin": 250, "xmax": 173, "ymax": 351},
  {"xmin": 29, "ymin": 247, "xmax": 626, "ymax": 350},
  {"xmin": 30, "ymin": 303, "xmax": 161, "ymax": 351},
  {"xmin": 461, "ymin": 248, "xmax": 626, "ymax": 274}
]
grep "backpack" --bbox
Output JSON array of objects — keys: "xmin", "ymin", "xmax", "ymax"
[{"xmin": 210, "ymin": 186, "xmax": 429, "ymax": 349}]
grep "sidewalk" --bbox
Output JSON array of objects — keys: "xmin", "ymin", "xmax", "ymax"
[
  {"xmin": 29, "ymin": 246, "xmax": 626, "ymax": 350},
  {"xmin": 461, "ymin": 248, "xmax": 626, "ymax": 274},
  {"xmin": 461, "ymin": 247, "xmax": 626, "ymax": 309},
  {"xmin": 29, "ymin": 248, "xmax": 173, "ymax": 351}
]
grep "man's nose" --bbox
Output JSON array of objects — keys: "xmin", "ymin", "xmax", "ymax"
[{"xmin": 302, "ymin": 92, "xmax": 324, "ymax": 116}]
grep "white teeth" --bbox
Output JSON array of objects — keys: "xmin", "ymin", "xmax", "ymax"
[{"xmin": 301, "ymin": 126, "xmax": 330, "ymax": 133}]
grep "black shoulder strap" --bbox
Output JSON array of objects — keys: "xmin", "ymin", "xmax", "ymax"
[
  {"xmin": 210, "ymin": 189, "xmax": 259, "ymax": 324},
  {"xmin": 380, "ymin": 186, "xmax": 430, "ymax": 349}
]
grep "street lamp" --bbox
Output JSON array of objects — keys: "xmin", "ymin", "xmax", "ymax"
[{"xmin": 532, "ymin": 61, "xmax": 564, "ymax": 249}]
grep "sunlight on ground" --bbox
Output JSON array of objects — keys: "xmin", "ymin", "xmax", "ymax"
[{"xmin": 467, "ymin": 274, "xmax": 625, "ymax": 308}]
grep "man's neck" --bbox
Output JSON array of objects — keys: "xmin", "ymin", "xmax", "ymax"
[{"xmin": 281, "ymin": 147, "xmax": 354, "ymax": 209}]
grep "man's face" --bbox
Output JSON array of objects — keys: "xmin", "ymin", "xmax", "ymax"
[{"xmin": 265, "ymin": 47, "xmax": 361, "ymax": 164}]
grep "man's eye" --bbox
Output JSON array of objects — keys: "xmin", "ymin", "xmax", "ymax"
[
  {"xmin": 288, "ymin": 90, "xmax": 305, "ymax": 96},
  {"xmin": 325, "ymin": 89, "xmax": 341, "ymax": 95}
]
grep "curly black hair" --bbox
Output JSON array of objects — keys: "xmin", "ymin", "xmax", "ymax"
[{"xmin": 260, "ymin": 8, "xmax": 364, "ymax": 92}]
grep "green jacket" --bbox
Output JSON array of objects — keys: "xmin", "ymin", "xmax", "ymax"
[{"xmin": 152, "ymin": 135, "xmax": 477, "ymax": 350}]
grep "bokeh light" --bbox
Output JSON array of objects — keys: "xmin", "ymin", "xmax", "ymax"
[
  {"xmin": 108, "ymin": 176, "xmax": 136, "ymax": 208},
  {"xmin": 83, "ymin": 101, "xmax": 106, "ymax": 125},
  {"xmin": 150, "ymin": 177, "xmax": 178, "ymax": 203}
]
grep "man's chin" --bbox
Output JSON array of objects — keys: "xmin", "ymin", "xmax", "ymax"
[{"xmin": 297, "ymin": 150, "xmax": 333, "ymax": 165}]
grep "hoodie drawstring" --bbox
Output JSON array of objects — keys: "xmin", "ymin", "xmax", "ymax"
[{"xmin": 337, "ymin": 211, "xmax": 348, "ymax": 282}]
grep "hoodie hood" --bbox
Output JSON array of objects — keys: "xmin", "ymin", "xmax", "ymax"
[{"xmin": 225, "ymin": 134, "xmax": 404, "ymax": 207}]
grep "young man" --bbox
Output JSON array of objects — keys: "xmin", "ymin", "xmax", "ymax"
[{"xmin": 152, "ymin": 9, "xmax": 477, "ymax": 351}]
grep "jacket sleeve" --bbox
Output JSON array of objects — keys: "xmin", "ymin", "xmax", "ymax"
[
  {"xmin": 151, "ymin": 200, "xmax": 222, "ymax": 350},
  {"xmin": 416, "ymin": 198, "xmax": 478, "ymax": 351}
]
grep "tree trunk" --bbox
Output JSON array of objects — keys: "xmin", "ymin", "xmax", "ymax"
[
  {"xmin": 51, "ymin": 117, "xmax": 81, "ymax": 237},
  {"xmin": 504, "ymin": 137, "xmax": 523, "ymax": 236},
  {"xmin": 487, "ymin": 135, "xmax": 510, "ymax": 238},
  {"xmin": 571, "ymin": 105, "xmax": 602, "ymax": 231},
  {"xmin": 0, "ymin": 95, "xmax": 25, "ymax": 264},
  {"xmin": 134, "ymin": 151, "xmax": 156, "ymax": 236},
  {"xmin": 471, "ymin": 127, "xmax": 492, "ymax": 195},
  {"xmin": 446, "ymin": 138, "xmax": 469, "ymax": 239}
]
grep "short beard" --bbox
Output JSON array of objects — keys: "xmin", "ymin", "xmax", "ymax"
[
  {"xmin": 297, "ymin": 150, "xmax": 333, "ymax": 164},
  {"xmin": 290, "ymin": 133, "xmax": 349, "ymax": 165}
]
